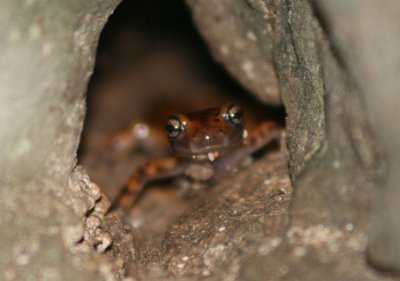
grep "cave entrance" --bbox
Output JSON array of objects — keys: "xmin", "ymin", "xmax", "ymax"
[{"xmin": 79, "ymin": 0, "xmax": 285, "ymax": 262}]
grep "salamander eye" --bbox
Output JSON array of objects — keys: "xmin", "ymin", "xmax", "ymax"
[
  {"xmin": 224, "ymin": 102, "xmax": 243, "ymax": 126},
  {"xmin": 166, "ymin": 116, "xmax": 185, "ymax": 139}
]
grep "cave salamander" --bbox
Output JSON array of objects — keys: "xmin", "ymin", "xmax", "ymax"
[{"xmin": 113, "ymin": 101, "xmax": 284, "ymax": 209}]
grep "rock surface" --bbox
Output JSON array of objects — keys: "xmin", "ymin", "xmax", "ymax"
[
  {"xmin": 186, "ymin": 0, "xmax": 281, "ymax": 105},
  {"xmin": 185, "ymin": 0, "xmax": 400, "ymax": 279},
  {"xmin": 2, "ymin": 0, "xmax": 400, "ymax": 280},
  {"xmin": 311, "ymin": 0, "xmax": 400, "ymax": 272},
  {"xmin": 161, "ymin": 153, "xmax": 291, "ymax": 279},
  {"xmin": 0, "ymin": 1, "xmax": 123, "ymax": 280}
]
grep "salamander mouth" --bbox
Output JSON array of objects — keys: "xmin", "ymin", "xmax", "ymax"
[
  {"xmin": 193, "ymin": 151, "xmax": 220, "ymax": 162},
  {"xmin": 173, "ymin": 148, "xmax": 224, "ymax": 162},
  {"xmin": 172, "ymin": 133, "xmax": 243, "ymax": 161}
]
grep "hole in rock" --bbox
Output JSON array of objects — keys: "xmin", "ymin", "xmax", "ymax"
[{"xmin": 79, "ymin": 0, "xmax": 285, "ymax": 260}]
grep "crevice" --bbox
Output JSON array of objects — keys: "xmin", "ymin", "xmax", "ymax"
[{"xmin": 79, "ymin": 0, "xmax": 287, "ymax": 278}]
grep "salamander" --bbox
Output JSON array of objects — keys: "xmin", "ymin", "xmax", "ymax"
[{"xmin": 112, "ymin": 101, "xmax": 284, "ymax": 210}]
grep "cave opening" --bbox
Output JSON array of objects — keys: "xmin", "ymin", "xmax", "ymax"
[{"xmin": 79, "ymin": 0, "xmax": 285, "ymax": 262}]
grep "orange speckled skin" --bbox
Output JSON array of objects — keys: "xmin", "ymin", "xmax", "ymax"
[
  {"xmin": 112, "ymin": 102, "xmax": 283, "ymax": 211},
  {"xmin": 168, "ymin": 104, "xmax": 244, "ymax": 158}
]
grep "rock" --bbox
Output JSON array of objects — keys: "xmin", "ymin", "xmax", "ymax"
[
  {"xmin": 186, "ymin": 0, "xmax": 281, "ymax": 105},
  {"xmin": 2, "ymin": 0, "xmax": 400, "ymax": 279},
  {"xmin": 161, "ymin": 153, "xmax": 291, "ymax": 279},
  {"xmin": 0, "ymin": 1, "xmax": 122, "ymax": 280},
  {"xmin": 183, "ymin": 0, "xmax": 399, "ymax": 279},
  {"xmin": 311, "ymin": 0, "xmax": 400, "ymax": 271}
]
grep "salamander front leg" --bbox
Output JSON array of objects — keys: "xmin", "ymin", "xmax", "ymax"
[
  {"xmin": 112, "ymin": 157, "xmax": 184, "ymax": 211},
  {"xmin": 106, "ymin": 121, "xmax": 168, "ymax": 154}
]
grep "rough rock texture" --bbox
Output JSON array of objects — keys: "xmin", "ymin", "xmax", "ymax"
[
  {"xmin": 128, "ymin": 152, "xmax": 292, "ymax": 281},
  {"xmin": 240, "ymin": 226, "xmax": 388, "ymax": 281},
  {"xmin": 0, "ymin": 1, "xmax": 123, "ymax": 280},
  {"xmin": 186, "ymin": 0, "xmax": 281, "ymax": 105},
  {"xmin": 186, "ymin": 0, "xmax": 400, "ymax": 279},
  {"xmin": 3, "ymin": 0, "xmax": 400, "ymax": 280},
  {"xmin": 272, "ymin": 0, "xmax": 326, "ymax": 179},
  {"xmin": 310, "ymin": 0, "xmax": 400, "ymax": 271},
  {"xmin": 162, "ymin": 153, "xmax": 290, "ymax": 278},
  {"xmin": 186, "ymin": 0, "xmax": 325, "ymax": 178},
  {"xmin": 273, "ymin": 0, "xmax": 378, "ymax": 227}
]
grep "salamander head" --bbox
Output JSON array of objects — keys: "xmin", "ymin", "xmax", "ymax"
[{"xmin": 165, "ymin": 102, "xmax": 245, "ymax": 161}]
